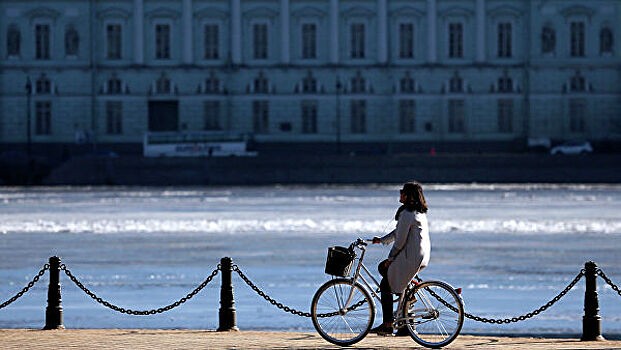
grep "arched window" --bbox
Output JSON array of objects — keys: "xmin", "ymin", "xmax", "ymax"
[
  {"xmin": 36, "ymin": 74, "xmax": 51, "ymax": 94},
  {"xmin": 65, "ymin": 25, "xmax": 79, "ymax": 56},
  {"xmin": 205, "ymin": 73, "xmax": 220, "ymax": 94},
  {"xmin": 7, "ymin": 24, "xmax": 20, "ymax": 57},
  {"xmin": 600, "ymin": 27, "xmax": 613, "ymax": 54},
  {"xmin": 497, "ymin": 75, "xmax": 513, "ymax": 93},
  {"xmin": 107, "ymin": 77, "xmax": 122, "ymax": 94},
  {"xmin": 350, "ymin": 71, "xmax": 366, "ymax": 93},
  {"xmin": 156, "ymin": 76, "xmax": 171, "ymax": 94},
  {"xmin": 570, "ymin": 71, "xmax": 585, "ymax": 92},
  {"xmin": 449, "ymin": 72, "xmax": 463, "ymax": 93},
  {"xmin": 302, "ymin": 71, "xmax": 317, "ymax": 93},
  {"xmin": 253, "ymin": 72, "xmax": 269, "ymax": 93},
  {"xmin": 541, "ymin": 25, "xmax": 556, "ymax": 54},
  {"xmin": 400, "ymin": 72, "xmax": 415, "ymax": 93}
]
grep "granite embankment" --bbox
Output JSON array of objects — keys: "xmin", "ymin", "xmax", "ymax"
[
  {"xmin": 2, "ymin": 330, "xmax": 621, "ymax": 350},
  {"xmin": 40, "ymin": 154, "xmax": 621, "ymax": 185}
]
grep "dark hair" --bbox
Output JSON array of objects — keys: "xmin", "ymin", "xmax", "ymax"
[{"xmin": 395, "ymin": 181, "xmax": 428, "ymax": 220}]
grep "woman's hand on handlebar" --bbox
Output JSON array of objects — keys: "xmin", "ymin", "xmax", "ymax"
[{"xmin": 372, "ymin": 237, "xmax": 381, "ymax": 244}]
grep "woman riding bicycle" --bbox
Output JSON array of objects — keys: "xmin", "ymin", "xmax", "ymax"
[{"xmin": 371, "ymin": 181, "xmax": 431, "ymax": 335}]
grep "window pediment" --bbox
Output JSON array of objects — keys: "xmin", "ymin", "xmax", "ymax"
[
  {"xmin": 195, "ymin": 7, "xmax": 228, "ymax": 20},
  {"xmin": 390, "ymin": 6, "xmax": 424, "ymax": 19},
  {"xmin": 341, "ymin": 6, "xmax": 375, "ymax": 19},
  {"xmin": 487, "ymin": 5, "xmax": 523, "ymax": 20},
  {"xmin": 97, "ymin": 7, "xmax": 131, "ymax": 20},
  {"xmin": 560, "ymin": 5, "xmax": 595, "ymax": 20},
  {"xmin": 439, "ymin": 7, "xmax": 474, "ymax": 19},
  {"xmin": 243, "ymin": 7, "xmax": 279, "ymax": 20},
  {"xmin": 291, "ymin": 6, "xmax": 326, "ymax": 19},
  {"xmin": 146, "ymin": 7, "xmax": 181, "ymax": 20},
  {"xmin": 25, "ymin": 7, "xmax": 61, "ymax": 22}
]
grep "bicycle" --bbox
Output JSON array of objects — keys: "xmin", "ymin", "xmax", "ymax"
[{"xmin": 310, "ymin": 238, "xmax": 465, "ymax": 348}]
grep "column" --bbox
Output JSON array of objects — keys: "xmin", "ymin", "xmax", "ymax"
[
  {"xmin": 476, "ymin": 0, "xmax": 485, "ymax": 62},
  {"xmin": 231, "ymin": 0, "xmax": 241, "ymax": 64},
  {"xmin": 377, "ymin": 0, "xmax": 387, "ymax": 63},
  {"xmin": 280, "ymin": 0, "xmax": 290, "ymax": 64},
  {"xmin": 133, "ymin": 0, "xmax": 144, "ymax": 64},
  {"xmin": 427, "ymin": 0, "xmax": 437, "ymax": 63},
  {"xmin": 329, "ymin": 0, "xmax": 339, "ymax": 64},
  {"xmin": 182, "ymin": 0, "xmax": 193, "ymax": 64}
]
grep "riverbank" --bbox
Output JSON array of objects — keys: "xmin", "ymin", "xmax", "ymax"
[
  {"xmin": 38, "ymin": 153, "xmax": 621, "ymax": 185},
  {"xmin": 1, "ymin": 330, "xmax": 619, "ymax": 349}
]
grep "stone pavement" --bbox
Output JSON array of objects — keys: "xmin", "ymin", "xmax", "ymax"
[{"xmin": 1, "ymin": 330, "xmax": 621, "ymax": 350}]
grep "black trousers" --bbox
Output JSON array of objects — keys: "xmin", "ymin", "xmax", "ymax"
[{"xmin": 378, "ymin": 259, "xmax": 393, "ymax": 324}]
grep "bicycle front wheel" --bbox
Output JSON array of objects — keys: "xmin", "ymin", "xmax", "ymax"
[
  {"xmin": 311, "ymin": 278, "xmax": 375, "ymax": 346},
  {"xmin": 402, "ymin": 280, "xmax": 464, "ymax": 348}
]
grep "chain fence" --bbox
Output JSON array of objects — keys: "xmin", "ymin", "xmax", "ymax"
[
  {"xmin": 60, "ymin": 263, "xmax": 220, "ymax": 315},
  {"xmin": 0, "ymin": 264, "xmax": 49, "ymax": 310},
  {"xmin": 597, "ymin": 268, "xmax": 621, "ymax": 297},
  {"xmin": 2, "ymin": 260, "xmax": 621, "ymax": 327}
]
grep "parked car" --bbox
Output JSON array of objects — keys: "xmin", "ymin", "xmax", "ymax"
[{"xmin": 550, "ymin": 141, "xmax": 593, "ymax": 155}]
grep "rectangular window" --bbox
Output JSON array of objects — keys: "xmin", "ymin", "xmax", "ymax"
[
  {"xmin": 399, "ymin": 23, "xmax": 414, "ymax": 59},
  {"xmin": 106, "ymin": 24, "xmax": 122, "ymax": 59},
  {"xmin": 350, "ymin": 100, "xmax": 366, "ymax": 134},
  {"xmin": 399, "ymin": 100, "xmax": 416, "ymax": 133},
  {"xmin": 204, "ymin": 101, "xmax": 221, "ymax": 130},
  {"xmin": 155, "ymin": 24, "xmax": 171, "ymax": 59},
  {"xmin": 253, "ymin": 23, "xmax": 268, "ymax": 59},
  {"xmin": 448, "ymin": 23, "xmax": 463, "ymax": 58},
  {"xmin": 106, "ymin": 101, "xmax": 123, "ymax": 134},
  {"xmin": 448, "ymin": 99, "xmax": 465, "ymax": 133},
  {"xmin": 570, "ymin": 22, "xmax": 585, "ymax": 57},
  {"xmin": 497, "ymin": 22, "xmax": 512, "ymax": 58},
  {"xmin": 350, "ymin": 23, "xmax": 365, "ymax": 58},
  {"xmin": 253, "ymin": 100, "xmax": 269, "ymax": 133},
  {"xmin": 35, "ymin": 24, "xmax": 50, "ymax": 59},
  {"xmin": 35, "ymin": 101, "xmax": 51, "ymax": 135},
  {"xmin": 569, "ymin": 98, "xmax": 585, "ymax": 132},
  {"xmin": 302, "ymin": 23, "xmax": 317, "ymax": 59},
  {"xmin": 204, "ymin": 24, "xmax": 219, "ymax": 59},
  {"xmin": 497, "ymin": 99, "xmax": 513, "ymax": 133},
  {"xmin": 301, "ymin": 100, "xmax": 318, "ymax": 134}
]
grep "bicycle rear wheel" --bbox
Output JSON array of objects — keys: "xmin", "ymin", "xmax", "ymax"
[
  {"xmin": 402, "ymin": 280, "xmax": 464, "ymax": 348},
  {"xmin": 311, "ymin": 278, "xmax": 375, "ymax": 346}
]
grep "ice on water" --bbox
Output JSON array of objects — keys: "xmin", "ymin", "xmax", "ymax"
[{"xmin": 0, "ymin": 184, "xmax": 620, "ymax": 334}]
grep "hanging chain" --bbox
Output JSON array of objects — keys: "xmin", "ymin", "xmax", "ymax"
[
  {"xmin": 0, "ymin": 264, "xmax": 49, "ymax": 310},
  {"xmin": 417, "ymin": 270, "xmax": 585, "ymax": 324},
  {"xmin": 232, "ymin": 264, "xmax": 313, "ymax": 317},
  {"xmin": 596, "ymin": 269, "xmax": 621, "ymax": 297},
  {"xmin": 60, "ymin": 263, "xmax": 220, "ymax": 315},
  {"xmin": 231, "ymin": 264, "xmax": 366, "ymax": 318}
]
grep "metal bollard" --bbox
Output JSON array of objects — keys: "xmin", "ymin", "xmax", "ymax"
[
  {"xmin": 581, "ymin": 261, "xmax": 604, "ymax": 341},
  {"xmin": 217, "ymin": 257, "xmax": 239, "ymax": 331},
  {"xmin": 43, "ymin": 256, "xmax": 65, "ymax": 330}
]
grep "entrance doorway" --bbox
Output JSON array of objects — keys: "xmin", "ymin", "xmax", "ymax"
[{"xmin": 148, "ymin": 100, "xmax": 179, "ymax": 131}]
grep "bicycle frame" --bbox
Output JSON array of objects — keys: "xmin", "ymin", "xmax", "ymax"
[{"xmin": 341, "ymin": 243, "xmax": 439, "ymax": 328}]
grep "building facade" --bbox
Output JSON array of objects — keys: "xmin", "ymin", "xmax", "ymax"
[{"xmin": 1, "ymin": 0, "xmax": 620, "ymax": 153}]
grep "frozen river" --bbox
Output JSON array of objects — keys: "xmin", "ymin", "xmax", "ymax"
[{"xmin": 0, "ymin": 184, "xmax": 620, "ymax": 335}]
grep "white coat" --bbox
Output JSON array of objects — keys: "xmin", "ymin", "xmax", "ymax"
[{"xmin": 380, "ymin": 210, "xmax": 431, "ymax": 293}]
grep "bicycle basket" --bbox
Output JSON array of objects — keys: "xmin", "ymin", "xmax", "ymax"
[{"xmin": 325, "ymin": 246, "xmax": 356, "ymax": 277}]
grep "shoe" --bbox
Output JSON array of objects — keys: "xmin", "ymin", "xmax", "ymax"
[
  {"xmin": 395, "ymin": 327, "xmax": 410, "ymax": 337},
  {"xmin": 370, "ymin": 324, "xmax": 394, "ymax": 336}
]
